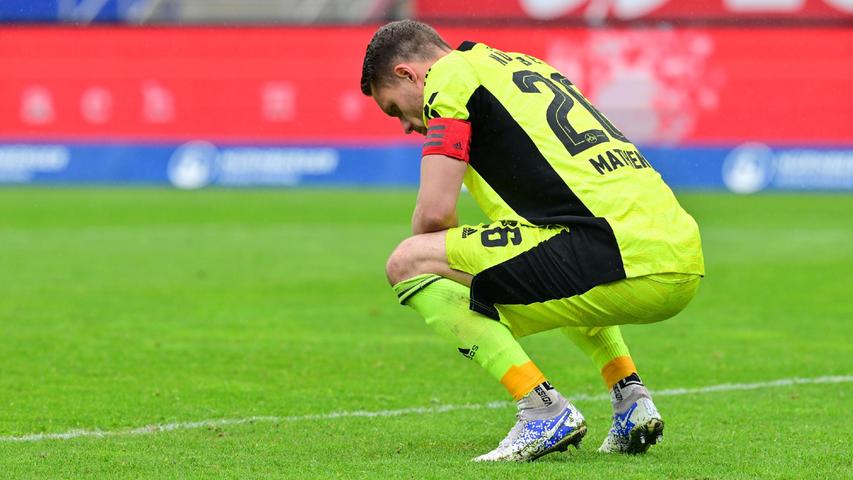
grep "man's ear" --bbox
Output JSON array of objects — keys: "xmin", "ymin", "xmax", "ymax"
[{"xmin": 393, "ymin": 64, "xmax": 417, "ymax": 83}]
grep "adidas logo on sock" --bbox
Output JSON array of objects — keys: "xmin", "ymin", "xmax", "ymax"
[{"xmin": 457, "ymin": 345, "xmax": 478, "ymax": 359}]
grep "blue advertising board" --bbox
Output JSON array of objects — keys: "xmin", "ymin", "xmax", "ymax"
[
  {"xmin": 1, "ymin": 141, "xmax": 852, "ymax": 193},
  {"xmin": 0, "ymin": 0, "xmax": 149, "ymax": 22}
]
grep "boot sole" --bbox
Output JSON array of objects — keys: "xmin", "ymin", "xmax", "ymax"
[
  {"xmin": 625, "ymin": 418, "xmax": 664, "ymax": 454},
  {"xmin": 528, "ymin": 422, "xmax": 588, "ymax": 462}
]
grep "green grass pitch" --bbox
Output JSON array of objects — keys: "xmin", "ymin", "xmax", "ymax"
[{"xmin": 0, "ymin": 188, "xmax": 851, "ymax": 479}]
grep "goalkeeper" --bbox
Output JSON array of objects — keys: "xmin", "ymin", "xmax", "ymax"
[{"xmin": 360, "ymin": 20, "xmax": 704, "ymax": 462}]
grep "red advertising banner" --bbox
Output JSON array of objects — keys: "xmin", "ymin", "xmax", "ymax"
[
  {"xmin": 1, "ymin": 26, "xmax": 852, "ymax": 145},
  {"xmin": 416, "ymin": 0, "xmax": 853, "ymax": 21}
]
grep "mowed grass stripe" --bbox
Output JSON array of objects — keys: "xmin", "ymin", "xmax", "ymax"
[{"xmin": 3, "ymin": 375, "xmax": 849, "ymax": 443}]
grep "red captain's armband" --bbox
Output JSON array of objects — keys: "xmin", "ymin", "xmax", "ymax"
[{"xmin": 422, "ymin": 118, "xmax": 472, "ymax": 163}]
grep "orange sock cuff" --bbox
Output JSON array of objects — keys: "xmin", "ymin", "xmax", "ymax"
[
  {"xmin": 500, "ymin": 361, "xmax": 546, "ymax": 400},
  {"xmin": 601, "ymin": 356, "xmax": 637, "ymax": 389}
]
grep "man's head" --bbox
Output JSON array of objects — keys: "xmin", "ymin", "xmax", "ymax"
[{"xmin": 360, "ymin": 20, "xmax": 451, "ymax": 135}]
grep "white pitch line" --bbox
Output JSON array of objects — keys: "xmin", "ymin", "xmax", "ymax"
[{"xmin": 2, "ymin": 374, "xmax": 850, "ymax": 443}]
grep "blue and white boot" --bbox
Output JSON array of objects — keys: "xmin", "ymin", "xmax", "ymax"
[
  {"xmin": 599, "ymin": 373, "xmax": 664, "ymax": 454},
  {"xmin": 473, "ymin": 382, "xmax": 587, "ymax": 462}
]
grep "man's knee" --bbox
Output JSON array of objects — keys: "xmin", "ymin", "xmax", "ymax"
[
  {"xmin": 386, "ymin": 237, "xmax": 421, "ymax": 286},
  {"xmin": 386, "ymin": 233, "xmax": 448, "ymax": 286}
]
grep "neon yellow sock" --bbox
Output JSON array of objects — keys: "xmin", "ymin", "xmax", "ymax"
[
  {"xmin": 561, "ymin": 326, "xmax": 636, "ymax": 389},
  {"xmin": 394, "ymin": 274, "xmax": 545, "ymax": 400}
]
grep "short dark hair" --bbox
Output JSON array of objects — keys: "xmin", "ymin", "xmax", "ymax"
[{"xmin": 360, "ymin": 20, "xmax": 450, "ymax": 96}]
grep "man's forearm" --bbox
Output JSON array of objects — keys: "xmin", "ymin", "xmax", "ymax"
[{"xmin": 411, "ymin": 206, "xmax": 458, "ymax": 235}]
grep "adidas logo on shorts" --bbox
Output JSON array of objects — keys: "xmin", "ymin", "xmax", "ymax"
[{"xmin": 462, "ymin": 227, "xmax": 478, "ymax": 238}]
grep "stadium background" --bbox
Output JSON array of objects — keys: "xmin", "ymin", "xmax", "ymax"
[
  {"xmin": 1, "ymin": 2, "xmax": 852, "ymax": 478},
  {"xmin": 2, "ymin": 0, "xmax": 852, "ymax": 192}
]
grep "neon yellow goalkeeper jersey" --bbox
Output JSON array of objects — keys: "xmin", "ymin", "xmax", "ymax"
[{"xmin": 423, "ymin": 41, "xmax": 705, "ymax": 283}]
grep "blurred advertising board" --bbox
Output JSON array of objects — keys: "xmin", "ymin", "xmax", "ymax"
[
  {"xmin": 416, "ymin": 0, "xmax": 853, "ymax": 22},
  {"xmin": 1, "ymin": 26, "xmax": 851, "ymax": 191},
  {"xmin": 0, "ymin": 0, "xmax": 143, "ymax": 22}
]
